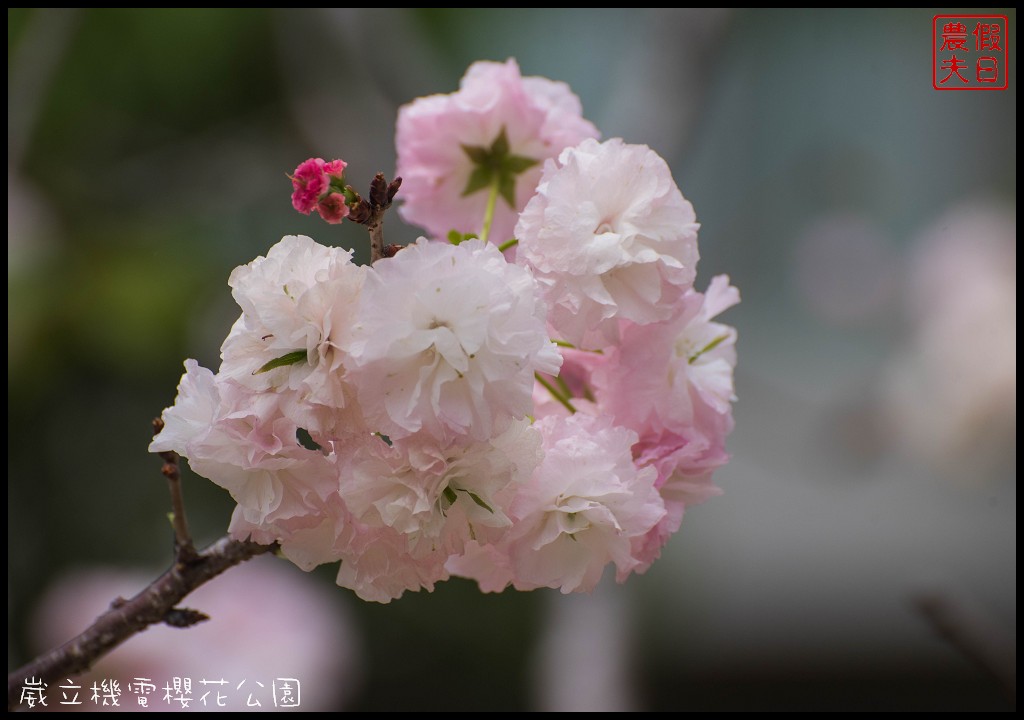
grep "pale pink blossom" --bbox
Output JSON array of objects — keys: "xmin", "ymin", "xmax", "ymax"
[
  {"xmin": 594, "ymin": 275, "xmax": 738, "ymax": 440},
  {"xmin": 150, "ymin": 358, "xmax": 221, "ymax": 459},
  {"xmin": 445, "ymin": 540, "xmax": 515, "ymax": 594},
  {"xmin": 343, "ymin": 237, "xmax": 560, "ymax": 442},
  {"xmin": 396, "ymin": 58, "xmax": 598, "ymax": 243},
  {"xmin": 343, "ymin": 421, "xmax": 540, "ymax": 548},
  {"xmin": 147, "ymin": 66, "xmax": 738, "ymax": 605},
  {"xmin": 334, "ymin": 524, "xmax": 451, "ymax": 603},
  {"xmin": 516, "ymin": 138, "xmax": 700, "ymax": 349},
  {"xmin": 220, "ymin": 235, "xmax": 365, "ymax": 441},
  {"xmin": 592, "ymin": 276, "xmax": 739, "ymax": 569},
  {"xmin": 275, "ymin": 493, "xmax": 355, "ymax": 571},
  {"xmin": 151, "ymin": 359, "xmax": 341, "ymax": 543},
  {"xmin": 503, "ymin": 414, "xmax": 666, "ymax": 594}
]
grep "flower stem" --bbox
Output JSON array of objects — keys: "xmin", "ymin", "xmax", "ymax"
[
  {"xmin": 535, "ymin": 372, "xmax": 576, "ymax": 414},
  {"xmin": 478, "ymin": 175, "xmax": 501, "ymax": 244},
  {"xmin": 497, "ymin": 238, "xmax": 518, "ymax": 253}
]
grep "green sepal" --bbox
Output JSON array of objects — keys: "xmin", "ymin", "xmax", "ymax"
[
  {"xmin": 460, "ymin": 143, "xmax": 490, "ymax": 165},
  {"xmin": 498, "ymin": 172, "xmax": 517, "ymax": 208},
  {"xmin": 462, "ymin": 165, "xmax": 493, "ymax": 197},
  {"xmin": 505, "ymin": 155, "xmax": 539, "ymax": 174},
  {"xmin": 459, "ymin": 126, "xmax": 539, "ymax": 208},
  {"xmin": 490, "ymin": 127, "xmax": 510, "ymax": 157}
]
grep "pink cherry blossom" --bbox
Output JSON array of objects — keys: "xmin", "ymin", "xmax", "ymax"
[
  {"xmin": 516, "ymin": 138, "xmax": 700, "ymax": 349},
  {"xmin": 150, "ymin": 360, "xmax": 340, "ymax": 545},
  {"xmin": 148, "ymin": 62, "xmax": 738, "ymax": 604},
  {"xmin": 593, "ymin": 275, "xmax": 739, "ymax": 447},
  {"xmin": 592, "ymin": 275, "xmax": 739, "ymax": 569},
  {"xmin": 335, "ymin": 523, "xmax": 451, "ymax": 603},
  {"xmin": 343, "ymin": 237, "xmax": 561, "ymax": 442},
  {"xmin": 342, "ymin": 421, "xmax": 540, "ymax": 554},
  {"xmin": 500, "ymin": 414, "xmax": 666, "ymax": 594},
  {"xmin": 395, "ymin": 58, "xmax": 598, "ymax": 243},
  {"xmin": 219, "ymin": 234, "xmax": 365, "ymax": 441}
]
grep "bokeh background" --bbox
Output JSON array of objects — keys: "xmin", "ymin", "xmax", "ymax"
[{"xmin": 8, "ymin": 8, "xmax": 1015, "ymax": 711}]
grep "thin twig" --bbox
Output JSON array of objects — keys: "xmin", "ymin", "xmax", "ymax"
[
  {"xmin": 153, "ymin": 417, "xmax": 195, "ymax": 560},
  {"xmin": 7, "ymin": 536, "xmax": 275, "ymax": 711}
]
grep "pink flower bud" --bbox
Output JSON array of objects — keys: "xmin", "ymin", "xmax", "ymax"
[
  {"xmin": 290, "ymin": 157, "xmax": 348, "ymax": 216},
  {"xmin": 324, "ymin": 159, "xmax": 348, "ymax": 180},
  {"xmin": 317, "ymin": 192, "xmax": 350, "ymax": 224}
]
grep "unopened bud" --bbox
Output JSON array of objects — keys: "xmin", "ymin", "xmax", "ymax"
[
  {"xmin": 387, "ymin": 177, "xmax": 403, "ymax": 203},
  {"xmin": 369, "ymin": 172, "xmax": 389, "ymax": 208}
]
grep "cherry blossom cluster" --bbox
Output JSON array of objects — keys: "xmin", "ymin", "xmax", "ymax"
[{"xmin": 152, "ymin": 59, "xmax": 738, "ymax": 602}]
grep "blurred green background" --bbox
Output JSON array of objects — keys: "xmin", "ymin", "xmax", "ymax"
[{"xmin": 8, "ymin": 8, "xmax": 1015, "ymax": 711}]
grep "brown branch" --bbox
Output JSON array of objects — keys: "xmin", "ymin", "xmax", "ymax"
[
  {"xmin": 8, "ymin": 418, "xmax": 275, "ymax": 710},
  {"xmin": 7, "ymin": 536, "xmax": 275, "ymax": 711}
]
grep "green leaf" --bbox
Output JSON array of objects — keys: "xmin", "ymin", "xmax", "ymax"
[
  {"xmin": 465, "ymin": 491, "xmax": 494, "ymax": 513},
  {"xmin": 442, "ymin": 486, "xmax": 458, "ymax": 506},
  {"xmin": 254, "ymin": 349, "xmax": 306, "ymax": 374}
]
